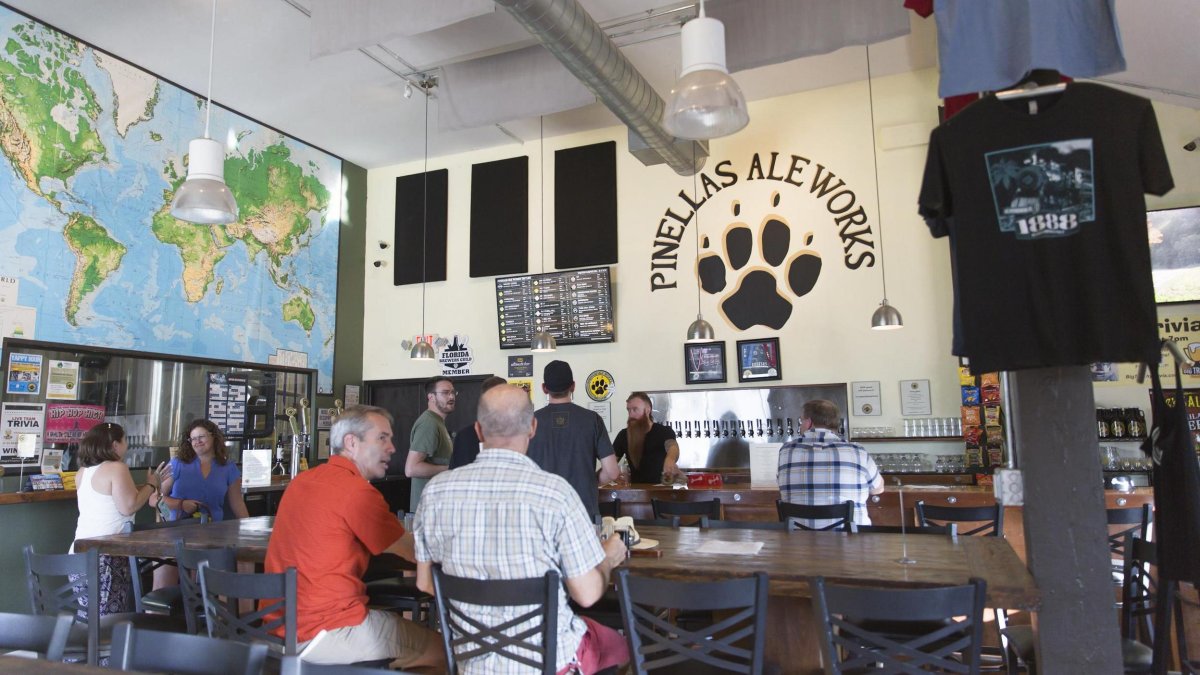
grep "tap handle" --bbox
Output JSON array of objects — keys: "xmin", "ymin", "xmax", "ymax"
[
  {"xmin": 757, "ymin": 419, "xmax": 763, "ymax": 436},
  {"xmin": 683, "ymin": 421, "xmax": 691, "ymax": 438},
  {"xmin": 704, "ymin": 420, "xmax": 711, "ymax": 437}
]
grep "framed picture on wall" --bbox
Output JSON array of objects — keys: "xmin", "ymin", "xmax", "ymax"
[
  {"xmin": 684, "ymin": 341, "xmax": 726, "ymax": 385},
  {"xmin": 736, "ymin": 337, "xmax": 782, "ymax": 383}
]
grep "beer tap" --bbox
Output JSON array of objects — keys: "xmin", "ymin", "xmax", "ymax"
[
  {"xmin": 786, "ymin": 417, "xmax": 794, "ymax": 437},
  {"xmin": 765, "ymin": 418, "xmax": 774, "ymax": 437},
  {"xmin": 703, "ymin": 420, "xmax": 711, "ymax": 438},
  {"xmin": 683, "ymin": 421, "xmax": 692, "ymax": 439},
  {"xmin": 712, "ymin": 420, "xmax": 720, "ymax": 438},
  {"xmin": 738, "ymin": 420, "xmax": 746, "ymax": 437},
  {"xmin": 721, "ymin": 420, "xmax": 730, "ymax": 438},
  {"xmin": 756, "ymin": 419, "xmax": 764, "ymax": 437}
]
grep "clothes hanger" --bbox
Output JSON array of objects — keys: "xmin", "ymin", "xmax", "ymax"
[
  {"xmin": 995, "ymin": 68, "xmax": 1068, "ymax": 100},
  {"xmin": 1136, "ymin": 339, "xmax": 1194, "ymax": 384}
]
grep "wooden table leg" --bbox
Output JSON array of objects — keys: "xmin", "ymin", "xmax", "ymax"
[{"xmin": 766, "ymin": 595, "xmax": 823, "ymax": 674}]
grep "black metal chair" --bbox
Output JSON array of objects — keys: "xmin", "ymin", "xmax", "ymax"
[
  {"xmin": 1106, "ymin": 504, "xmax": 1153, "ymax": 584},
  {"xmin": 598, "ymin": 498, "xmax": 622, "ymax": 519},
  {"xmin": 125, "ymin": 516, "xmax": 209, "ymax": 616},
  {"xmin": 703, "ymin": 519, "xmax": 789, "ymax": 531},
  {"xmin": 431, "ymin": 564, "xmax": 559, "ymax": 674},
  {"xmin": 280, "ymin": 654, "xmax": 421, "ymax": 674},
  {"xmin": 0, "ymin": 611, "xmax": 73, "ymax": 661},
  {"xmin": 853, "ymin": 523, "xmax": 959, "ymax": 536},
  {"xmin": 915, "ymin": 501, "xmax": 1004, "ymax": 537},
  {"xmin": 23, "ymin": 545, "xmax": 182, "ymax": 666},
  {"xmin": 109, "ymin": 620, "xmax": 268, "ymax": 675},
  {"xmin": 615, "ymin": 568, "xmax": 769, "ymax": 674},
  {"xmin": 198, "ymin": 562, "xmax": 298, "ymax": 656},
  {"xmin": 651, "ymin": 498, "xmax": 721, "ymax": 527},
  {"xmin": 810, "ymin": 575, "xmax": 987, "ymax": 674},
  {"xmin": 776, "ymin": 500, "xmax": 854, "ymax": 532},
  {"xmin": 174, "ymin": 541, "xmax": 238, "ymax": 635}
]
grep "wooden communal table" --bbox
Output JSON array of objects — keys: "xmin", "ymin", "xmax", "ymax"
[
  {"xmin": 73, "ymin": 516, "xmax": 274, "ymax": 563},
  {"xmin": 628, "ymin": 525, "xmax": 1040, "ymax": 673}
]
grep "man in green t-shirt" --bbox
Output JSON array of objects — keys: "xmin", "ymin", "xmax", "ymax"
[{"xmin": 406, "ymin": 376, "xmax": 455, "ymax": 511}]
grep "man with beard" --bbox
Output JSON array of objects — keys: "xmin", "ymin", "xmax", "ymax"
[
  {"xmin": 613, "ymin": 392, "xmax": 682, "ymax": 484},
  {"xmin": 405, "ymin": 376, "xmax": 455, "ymax": 511},
  {"xmin": 526, "ymin": 360, "xmax": 620, "ymax": 520}
]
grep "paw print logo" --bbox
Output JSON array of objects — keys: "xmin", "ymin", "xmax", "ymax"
[
  {"xmin": 696, "ymin": 192, "xmax": 822, "ymax": 330},
  {"xmin": 586, "ymin": 370, "xmax": 615, "ymax": 402}
]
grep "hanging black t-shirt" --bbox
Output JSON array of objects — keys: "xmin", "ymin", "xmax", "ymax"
[
  {"xmin": 614, "ymin": 422, "xmax": 677, "ymax": 484},
  {"xmin": 918, "ymin": 83, "xmax": 1173, "ymax": 372}
]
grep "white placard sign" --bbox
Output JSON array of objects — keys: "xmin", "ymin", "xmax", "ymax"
[
  {"xmin": 749, "ymin": 442, "xmax": 782, "ymax": 488},
  {"xmin": 851, "ymin": 381, "xmax": 882, "ymax": 416},
  {"xmin": 46, "ymin": 360, "xmax": 80, "ymax": 400},
  {"xmin": 899, "ymin": 379, "xmax": 932, "ymax": 416},
  {"xmin": 587, "ymin": 401, "xmax": 611, "ymax": 432},
  {"xmin": 241, "ymin": 449, "xmax": 272, "ymax": 487}
]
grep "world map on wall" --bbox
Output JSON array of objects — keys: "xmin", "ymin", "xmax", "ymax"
[{"xmin": 0, "ymin": 7, "xmax": 341, "ymax": 392}]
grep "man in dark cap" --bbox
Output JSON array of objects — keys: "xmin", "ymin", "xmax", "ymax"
[{"xmin": 526, "ymin": 360, "xmax": 619, "ymax": 520}]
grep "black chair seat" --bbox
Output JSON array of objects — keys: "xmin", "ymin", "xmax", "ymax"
[
  {"xmin": 139, "ymin": 586, "xmax": 184, "ymax": 615},
  {"xmin": 365, "ymin": 575, "xmax": 436, "ymax": 628}
]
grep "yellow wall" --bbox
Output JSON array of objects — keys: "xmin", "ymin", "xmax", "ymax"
[{"xmin": 363, "ymin": 68, "xmax": 1200, "ymax": 438}]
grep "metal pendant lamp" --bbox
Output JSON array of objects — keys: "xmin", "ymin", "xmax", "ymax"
[
  {"xmin": 663, "ymin": 0, "xmax": 749, "ymax": 141},
  {"xmin": 864, "ymin": 45, "xmax": 903, "ymax": 331},
  {"xmin": 410, "ymin": 79, "xmax": 437, "ymax": 361},
  {"xmin": 530, "ymin": 116, "xmax": 557, "ymax": 353},
  {"xmin": 170, "ymin": 0, "xmax": 238, "ymax": 224},
  {"xmin": 685, "ymin": 142, "xmax": 715, "ymax": 343}
]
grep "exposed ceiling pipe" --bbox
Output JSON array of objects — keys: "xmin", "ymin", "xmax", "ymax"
[{"xmin": 493, "ymin": 0, "xmax": 706, "ymax": 176}]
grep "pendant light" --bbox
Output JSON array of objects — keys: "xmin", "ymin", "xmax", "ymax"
[
  {"xmin": 662, "ymin": 0, "xmax": 749, "ymax": 141},
  {"xmin": 530, "ymin": 116, "xmax": 557, "ymax": 353},
  {"xmin": 170, "ymin": 0, "xmax": 238, "ymax": 224},
  {"xmin": 685, "ymin": 142, "xmax": 715, "ymax": 342},
  {"xmin": 410, "ymin": 79, "xmax": 437, "ymax": 361},
  {"xmin": 865, "ymin": 45, "xmax": 903, "ymax": 331}
]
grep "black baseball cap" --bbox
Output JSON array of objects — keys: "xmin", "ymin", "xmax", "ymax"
[{"xmin": 543, "ymin": 360, "xmax": 574, "ymax": 391}]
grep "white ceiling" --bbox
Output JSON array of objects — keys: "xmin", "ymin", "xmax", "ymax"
[{"xmin": 4, "ymin": 0, "xmax": 1196, "ymax": 169}]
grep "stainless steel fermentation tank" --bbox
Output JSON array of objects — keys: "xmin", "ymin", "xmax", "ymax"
[{"xmin": 645, "ymin": 383, "xmax": 848, "ymax": 469}]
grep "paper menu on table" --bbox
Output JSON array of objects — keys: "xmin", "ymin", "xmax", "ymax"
[
  {"xmin": 696, "ymin": 540, "xmax": 764, "ymax": 555},
  {"xmin": 749, "ymin": 442, "xmax": 781, "ymax": 488}
]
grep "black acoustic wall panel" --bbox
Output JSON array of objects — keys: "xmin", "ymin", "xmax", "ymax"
[
  {"xmin": 394, "ymin": 169, "xmax": 449, "ymax": 286},
  {"xmin": 469, "ymin": 156, "xmax": 529, "ymax": 278},
  {"xmin": 555, "ymin": 141, "xmax": 617, "ymax": 269}
]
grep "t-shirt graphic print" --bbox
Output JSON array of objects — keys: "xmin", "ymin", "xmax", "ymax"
[{"xmin": 986, "ymin": 139, "xmax": 1094, "ymax": 239}]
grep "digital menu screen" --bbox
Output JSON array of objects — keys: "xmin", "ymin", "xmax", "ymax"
[{"xmin": 496, "ymin": 267, "xmax": 615, "ymax": 349}]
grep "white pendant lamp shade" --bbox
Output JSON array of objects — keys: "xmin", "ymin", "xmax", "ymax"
[
  {"xmin": 531, "ymin": 330, "xmax": 557, "ymax": 353},
  {"xmin": 871, "ymin": 299, "xmax": 904, "ymax": 330},
  {"xmin": 410, "ymin": 337, "xmax": 436, "ymax": 360},
  {"xmin": 663, "ymin": 13, "xmax": 749, "ymax": 140},
  {"xmin": 170, "ymin": 137, "xmax": 237, "ymax": 224},
  {"xmin": 685, "ymin": 314, "xmax": 715, "ymax": 342}
]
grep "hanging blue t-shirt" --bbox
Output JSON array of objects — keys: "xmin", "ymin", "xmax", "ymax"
[
  {"xmin": 167, "ymin": 457, "xmax": 241, "ymax": 522},
  {"xmin": 934, "ymin": 0, "xmax": 1126, "ymax": 98}
]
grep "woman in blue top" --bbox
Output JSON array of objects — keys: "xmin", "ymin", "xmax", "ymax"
[{"xmin": 159, "ymin": 419, "xmax": 249, "ymax": 522}]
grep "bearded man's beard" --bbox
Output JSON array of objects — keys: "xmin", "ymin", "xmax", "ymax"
[{"xmin": 626, "ymin": 415, "xmax": 652, "ymax": 468}]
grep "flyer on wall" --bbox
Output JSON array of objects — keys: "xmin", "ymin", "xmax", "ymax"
[
  {"xmin": 6, "ymin": 352, "xmax": 42, "ymax": 395},
  {"xmin": 1, "ymin": 402, "xmax": 46, "ymax": 467},
  {"xmin": 45, "ymin": 360, "xmax": 79, "ymax": 400}
]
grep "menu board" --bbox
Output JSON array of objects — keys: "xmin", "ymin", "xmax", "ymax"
[{"xmin": 496, "ymin": 267, "xmax": 615, "ymax": 349}]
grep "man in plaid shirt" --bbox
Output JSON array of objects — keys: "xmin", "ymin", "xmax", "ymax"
[
  {"xmin": 415, "ymin": 384, "xmax": 629, "ymax": 674},
  {"xmin": 777, "ymin": 399, "xmax": 884, "ymax": 528}
]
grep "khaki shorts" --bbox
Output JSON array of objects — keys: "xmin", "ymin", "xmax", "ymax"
[{"xmin": 299, "ymin": 609, "xmax": 433, "ymax": 668}]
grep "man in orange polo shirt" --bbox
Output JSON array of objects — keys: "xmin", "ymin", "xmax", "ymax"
[{"xmin": 265, "ymin": 405, "xmax": 444, "ymax": 670}]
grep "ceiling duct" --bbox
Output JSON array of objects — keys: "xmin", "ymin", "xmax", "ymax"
[{"xmin": 493, "ymin": 0, "xmax": 706, "ymax": 175}]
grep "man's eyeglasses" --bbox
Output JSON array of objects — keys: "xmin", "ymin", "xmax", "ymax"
[{"xmin": 434, "ymin": 390, "xmax": 458, "ymax": 398}]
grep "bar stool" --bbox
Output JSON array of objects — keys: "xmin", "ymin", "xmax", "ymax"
[
  {"xmin": 776, "ymin": 500, "xmax": 854, "ymax": 532},
  {"xmin": 651, "ymin": 498, "xmax": 721, "ymax": 527}
]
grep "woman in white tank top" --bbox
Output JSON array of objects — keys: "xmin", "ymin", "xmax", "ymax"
[{"xmin": 69, "ymin": 423, "xmax": 168, "ymax": 616}]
